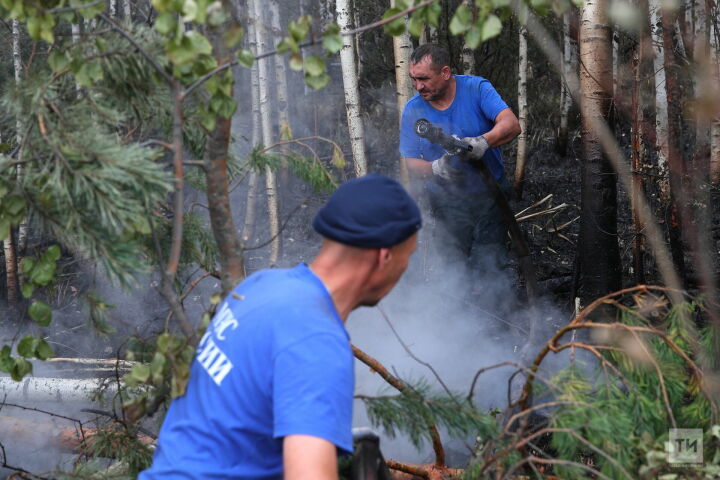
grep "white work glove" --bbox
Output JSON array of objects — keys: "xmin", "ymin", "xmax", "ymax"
[
  {"xmin": 463, "ymin": 135, "xmax": 490, "ymax": 160},
  {"xmin": 431, "ymin": 154, "xmax": 464, "ymax": 182}
]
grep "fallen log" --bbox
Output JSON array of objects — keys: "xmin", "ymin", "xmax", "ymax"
[{"xmin": 0, "ymin": 376, "xmax": 117, "ymax": 403}]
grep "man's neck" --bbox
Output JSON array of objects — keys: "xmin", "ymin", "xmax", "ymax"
[{"xmin": 428, "ymin": 75, "xmax": 456, "ymax": 111}]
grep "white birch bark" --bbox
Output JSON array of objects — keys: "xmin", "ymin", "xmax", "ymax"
[
  {"xmin": 650, "ymin": 0, "xmax": 670, "ymax": 188},
  {"xmin": 461, "ymin": 0, "xmax": 476, "ymax": 74},
  {"xmin": 122, "ymin": 0, "xmax": 131, "ymax": 19},
  {"xmin": 693, "ymin": 0, "xmax": 710, "ymax": 166},
  {"xmin": 243, "ymin": 1, "xmax": 261, "ymax": 244},
  {"xmin": 391, "ymin": 0, "xmax": 413, "ymax": 186},
  {"xmin": 109, "ymin": 0, "xmax": 116, "ymax": 17},
  {"xmin": 251, "ymin": 0, "xmax": 280, "ymax": 265},
  {"xmin": 612, "ymin": 31, "xmax": 618, "ymax": 99},
  {"xmin": 514, "ymin": 24, "xmax": 528, "ymax": 197},
  {"xmin": 337, "ymin": 0, "xmax": 367, "ymax": 177},
  {"xmin": 558, "ymin": 11, "xmax": 576, "ymax": 151},
  {"xmin": 269, "ymin": 0, "xmax": 290, "ymax": 139},
  {"xmin": 72, "ymin": 23, "xmax": 81, "ymax": 94},
  {"xmin": 11, "ymin": 19, "xmax": 25, "ymax": 289}
]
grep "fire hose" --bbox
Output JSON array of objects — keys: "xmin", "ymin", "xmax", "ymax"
[{"xmin": 414, "ymin": 119, "xmax": 539, "ymax": 305}]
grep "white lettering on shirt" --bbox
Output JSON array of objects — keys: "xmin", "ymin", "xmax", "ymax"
[
  {"xmin": 196, "ymin": 332, "xmax": 234, "ymax": 386},
  {"xmin": 214, "ymin": 303, "xmax": 238, "ymax": 340}
]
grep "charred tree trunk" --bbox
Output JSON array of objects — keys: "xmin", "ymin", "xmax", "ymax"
[
  {"xmin": 576, "ymin": 0, "xmax": 621, "ymax": 305},
  {"xmin": 631, "ymin": 24, "xmax": 646, "ymax": 285},
  {"xmin": 649, "ymin": 0, "xmax": 670, "ymax": 196},
  {"xmin": 514, "ymin": 24, "xmax": 529, "ymax": 199},
  {"xmin": 711, "ymin": 16, "xmax": 720, "ymax": 183},
  {"xmin": 337, "ymin": 0, "xmax": 368, "ymax": 177},
  {"xmin": 661, "ymin": 1, "xmax": 687, "ymax": 280},
  {"xmin": 270, "ymin": 0, "xmax": 291, "ymax": 193}
]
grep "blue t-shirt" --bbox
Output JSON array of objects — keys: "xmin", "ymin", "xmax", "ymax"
[
  {"xmin": 400, "ymin": 75, "xmax": 509, "ymax": 193},
  {"xmin": 139, "ymin": 264, "xmax": 354, "ymax": 480}
]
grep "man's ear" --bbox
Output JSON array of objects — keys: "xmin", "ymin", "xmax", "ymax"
[
  {"xmin": 376, "ymin": 248, "xmax": 392, "ymax": 270},
  {"xmin": 441, "ymin": 65, "xmax": 451, "ymax": 79}
]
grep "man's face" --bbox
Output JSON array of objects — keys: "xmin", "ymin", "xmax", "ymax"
[
  {"xmin": 361, "ymin": 233, "xmax": 418, "ymax": 307},
  {"xmin": 409, "ymin": 57, "xmax": 451, "ymax": 102}
]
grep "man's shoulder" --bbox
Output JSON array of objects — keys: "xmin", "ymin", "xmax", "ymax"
[{"xmin": 455, "ymin": 74, "xmax": 493, "ymax": 90}]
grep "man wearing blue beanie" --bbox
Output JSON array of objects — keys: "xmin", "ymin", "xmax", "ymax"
[{"xmin": 141, "ymin": 174, "xmax": 421, "ymax": 480}]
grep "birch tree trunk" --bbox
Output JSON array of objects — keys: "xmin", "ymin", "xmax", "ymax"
[
  {"xmin": 252, "ymin": 0, "xmax": 281, "ymax": 265},
  {"xmin": 6, "ymin": 19, "xmax": 22, "ymax": 304},
  {"xmin": 557, "ymin": 10, "xmax": 576, "ymax": 154},
  {"xmin": 460, "ymin": 1, "xmax": 475, "ymax": 74},
  {"xmin": 108, "ymin": 0, "xmax": 116, "ymax": 17},
  {"xmin": 649, "ymin": 0, "xmax": 670, "ymax": 195},
  {"xmin": 514, "ymin": 24, "xmax": 529, "ymax": 199},
  {"xmin": 270, "ymin": 0, "xmax": 291, "ymax": 191},
  {"xmin": 391, "ymin": 0, "xmax": 413, "ymax": 186},
  {"xmin": 122, "ymin": 0, "xmax": 131, "ymax": 19},
  {"xmin": 337, "ymin": 0, "xmax": 367, "ymax": 177},
  {"xmin": 242, "ymin": 1, "xmax": 261, "ymax": 245},
  {"xmin": 577, "ymin": 0, "xmax": 621, "ymax": 304}
]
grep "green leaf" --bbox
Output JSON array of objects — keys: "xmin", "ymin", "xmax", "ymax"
[
  {"xmin": 0, "ymin": 219, "xmax": 9, "ymax": 242},
  {"xmin": 21, "ymin": 283, "xmax": 34, "ymax": 299},
  {"xmin": 493, "ymin": 0, "xmax": 511, "ymax": 7},
  {"xmin": 30, "ymin": 261, "xmax": 56, "ymax": 286},
  {"xmin": 4, "ymin": 195, "xmax": 25, "ymax": 216},
  {"xmin": 224, "ymin": 24, "xmax": 244, "ymax": 48},
  {"xmin": 322, "ymin": 24, "xmax": 343, "ymax": 54},
  {"xmin": 332, "ymin": 146, "xmax": 346, "ymax": 169},
  {"xmin": 303, "ymin": 55, "xmax": 326, "ymax": 76},
  {"xmin": 167, "ymin": 31, "xmax": 212, "ymax": 66},
  {"xmin": 10, "ymin": 358, "xmax": 32, "ymax": 381},
  {"xmin": 280, "ymin": 121, "xmax": 293, "ymax": 140},
  {"xmin": 76, "ymin": 0, "xmax": 106, "ymax": 18},
  {"xmin": 449, "ymin": 4, "xmax": 473, "ymax": 35},
  {"xmin": 465, "ymin": 25, "xmax": 482, "ymax": 49},
  {"xmin": 408, "ymin": 15, "xmax": 425, "ymax": 37},
  {"xmin": 289, "ymin": 53, "xmax": 303, "ymax": 71},
  {"xmin": 39, "ymin": 13, "xmax": 56, "ymax": 44},
  {"xmin": 17, "ymin": 336, "xmax": 38, "ymax": 358},
  {"xmin": 0, "ymin": 346, "xmax": 13, "ymax": 372},
  {"xmin": 288, "ymin": 17, "xmax": 310, "ymax": 43},
  {"xmin": 130, "ymin": 363, "xmax": 151, "ymax": 383},
  {"xmin": 276, "ymin": 37, "xmax": 296, "ymax": 54},
  {"xmin": 29, "ymin": 301, "xmax": 52, "ymax": 326},
  {"xmin": 45, "ymin": 245, "xmax": 61, "ymax": 262},
  {"xmin": 481, "ymin": 14, "xmax": 502, "ymax": 41},
  {"xmin": 35, "ymin": 339, "xmax": 54, "ymax": 360},
  {"xmin": 21, "ymin": 257, "xmax": 35, "ymax": 275},
  {"xmin": 382, "ymin": 8, "xmax": 406, "ymax": 36},
  {"xmin": 155, "ymin": 12, "xmax": 177, "ymax": 35},
  {"xmin": 48, "ymin": 50, "xmax": 70, "ymax": 73},
  {"xmin": 236, "ymin": 49, "xmax": 254, "ymax": 68},
  {"xmin": 27, "ymin": 15, "xmax": 41, "ymax": 40},
  {"xmin": 304, "ymin": 72, "xmax": 330, "ymax": 90}
]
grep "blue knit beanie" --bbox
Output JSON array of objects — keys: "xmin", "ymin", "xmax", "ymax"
[{"xmin": 313, "ymin": 174, "xmax": 422, "ymax": 248}]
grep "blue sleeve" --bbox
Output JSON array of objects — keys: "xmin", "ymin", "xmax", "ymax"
[
  {"xmin": 273, "ymin": 333, "xmax": 354, "ymax": 453},
  {"xmin": 476, "ymin": 79, "xmax": 509, "ymax": 124},
  {"xmin": 400, "ymin": 103, "xmax": 425, "ymax": 159}
]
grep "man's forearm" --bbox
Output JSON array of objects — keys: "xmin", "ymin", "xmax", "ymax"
[
  {"xmin": 482, "ymin": 108, "xmax": 521, "ymax": 147},
  {"xmin": 284, "ymin": 435, "xmax": 338, "ymax": 480},
  {"xmin": 405, "ymin": 157, "xmax": 433, "ymax": 179}
]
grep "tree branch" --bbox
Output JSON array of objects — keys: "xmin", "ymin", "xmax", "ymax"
[{"xmin": 97, "ymin": 13, "xmax": 174, "ymax": 85}]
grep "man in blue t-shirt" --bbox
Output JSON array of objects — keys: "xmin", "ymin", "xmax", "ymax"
[
  {"xmin": 400, "ymin": 44, "xmax": 520, "ymax": 276},
  {"xmin": 139, "ymin": 174, "xmax": 421, "ymax": 480}
]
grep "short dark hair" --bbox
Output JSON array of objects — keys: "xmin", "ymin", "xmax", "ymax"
[{"xmin": 410, "ymin": 44, "xmax": 451, "ymax": 71}]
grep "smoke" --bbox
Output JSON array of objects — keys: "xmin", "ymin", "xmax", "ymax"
[{"xmin": 346, "ymin": 201, "xmax": 570, "ymax": 466}]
